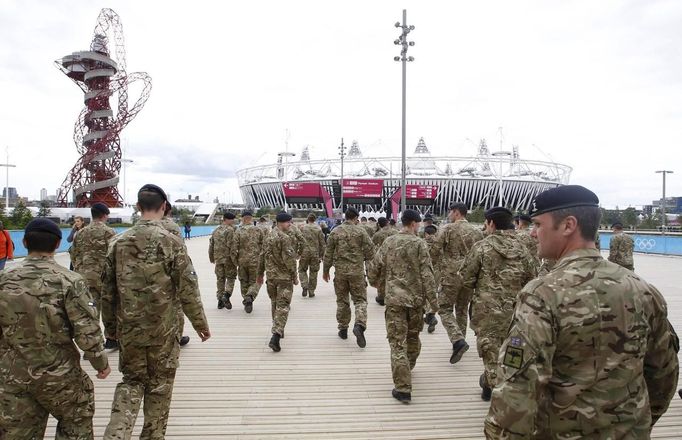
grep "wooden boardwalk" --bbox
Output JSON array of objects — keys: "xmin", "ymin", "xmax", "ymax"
[{"xmin": 42, "ymin": 236, "xmax": 682, "ymax": 439}]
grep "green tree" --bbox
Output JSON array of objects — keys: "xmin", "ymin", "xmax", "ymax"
[
  {"xmin": 639, "ymin": 212, "xmax": 662, "ymax": 230},
  {"xmin": 467, "ymin": 207, "xmax": 485, "ymax": 224},
  {"xmin": 38, "ymin": 200, "xmax": 52, "ymax": 217},
  {"xmin": 622, "ymin": 207, "xmax": 638, "ymax": 228},
  {"xmin": 11, "ymin": 200, "xmax": 33, "ymax": 229}
]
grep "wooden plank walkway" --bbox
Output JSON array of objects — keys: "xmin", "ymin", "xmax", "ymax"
[{"xmin": 40, "ymin": 236, "xmax": 682, "ymax": 439}]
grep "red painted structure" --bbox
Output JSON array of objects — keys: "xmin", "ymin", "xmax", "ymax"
[{"xmin": 55, "ymin": 8, "xmax": 151, "ymax": 207}]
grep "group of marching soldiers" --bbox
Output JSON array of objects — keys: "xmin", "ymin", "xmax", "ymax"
[{"xmin": 1, "ymin": 182, "xmax": 679, "ymax": 439}]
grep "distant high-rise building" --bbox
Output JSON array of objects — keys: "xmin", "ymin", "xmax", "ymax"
[
  {"xmin": 2, "ymin": 187, "xmax": 18, "ymax": 199},
  {"xmin": 40, "ymin": 188, "xmax": 48, "ymax": 201}
]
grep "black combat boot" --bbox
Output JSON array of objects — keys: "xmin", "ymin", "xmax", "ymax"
[
  {"xmin": 375, "ymin": 297, "xmax": 385, "ymax": 306},
  {"xmin": 480, "ymin": 373, "xmax": 492, "ymax": 401},
  {"xmin": 302, "ymin": 288, "xmax": 308, "ymax": 297},
  {"xmin": 450, "ymin": 339, "xmax": 469, "ymax": 364},
  {"xmin": 217, "ymin": 298, "xmax": 225, "ymax": 309},
  {"xmin": 269, "ymin": 333, "xmax": 281, "ymax": 352},
  {"xmin": 179, "ymin": 336, "xmax": 190, "ymax": 346},
  {"xmin": 338, "ymin": 328, "xmax": 348, "ymax": 339},
  {"xmin": 353, "ymin": 324, "xmax": 366, "ymax": 348},
  {"xmin": 391, "ymin": 389, "xmax": 411, "ymax": 403},
  {"xmin": 223, "ymin": 294, "xmax": 232, "ymax": 310},
  {"xmin": 424, "ymin": 313, "xmax": 438, "ymax": 333},
  {"xmin": 244, "ymin": 296, "xmax": 253, "ymax": 314},
  {"xmin": 104, "ymin": 338, "xmax": 118, "ymax": 350}
]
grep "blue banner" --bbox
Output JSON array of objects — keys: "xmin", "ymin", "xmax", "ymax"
[{"xmin": 599, "ymin": 232, "xmax": 682, "ymax": 256}]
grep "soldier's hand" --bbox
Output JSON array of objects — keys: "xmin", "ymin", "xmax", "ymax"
[
  {"xmin": 323, "ymin": 273, "xmax": 330, "ymax": 283},
  {"xmin": 293, "ymin": 277, "xmax": 299, "ymax": 286},
  {"xmin": 257, "ymin": 276, "xmax": 264, "ymax": 285},
  {"xmin": 97, "ymin": 365, "xmax": 111, "ymax": 379},
  {"xmin": 198, "ymin": 329, "xmax": 211, "ymax": 342}
]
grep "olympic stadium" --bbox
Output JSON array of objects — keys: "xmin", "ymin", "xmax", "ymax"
[{"xmin": 237, "ymin": 138, "xmax": 572, "ymax": 219}]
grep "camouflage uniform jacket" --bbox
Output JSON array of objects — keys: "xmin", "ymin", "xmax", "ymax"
[
  {"xmin": 71, "ymin": 220, "xmax": 117, "ymax": 290},
  {"xmin": 460, "ymin": 230, "xmax": 537, "ymax": 308},
  {"xmin": 367, "ymin": 231, "xmax": 438, "ymax": 312},
  {"xmin": 285, "ymin": 225, "xmax": 305, "ymax": 258},
  {"xmin": 160, "ymin": 217, "xmax": 182, "ymax": 236},
  {"xmin": 209, "ymin": 224, "xmax": 235, "ymax": 264},
  {"xmin": 515, "ymin": 229, "xmax": 539, "ymax": 262},
  {"xmin": 0, "ymin": 256, "xmax": 108, "ymax": 374},
  {"xmin": 101, "ymin": 220, "xmax": 208, "ymax": 346},
  {"xmin": 300, "ymin": 223, "xmax": 325, "ymax": 259},
  {"xmin": 232, "ymin": 224, "xmax": 265, "ymax": 269},
  {"xmin": 323, "ymin": 222, "xmax": 375, "ymax": 277},
  {"xmin": 608, "ymin": 232, "xmax": 634, "ymax": 269},
  {"xmin": 372, "ymin": 226, "xmax": 398, "ymax": 249},
  {"xmin": 264, "ymin": 228, "xmax": 297, "ymax": 281},
  {"xmin": 434, "ymin": 219, "xmax": 484, "ymax": 286},
  {"xmin": 424, "ymin": 234, "xmax": 442, "ymax": 274},
  {"xmin": 485, "ymin": 249, "xmax": 680, "ymax": 438},
  {"xmin": 361, "ymin": 223, "xmax": 376, "ymax": 238}
]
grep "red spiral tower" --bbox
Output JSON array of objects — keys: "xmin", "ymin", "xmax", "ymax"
[{"xmin": 55, "ymin": 8, "xmax": 151, "ymax": 207}]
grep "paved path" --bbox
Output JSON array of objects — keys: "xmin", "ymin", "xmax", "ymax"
[{"xmin": 41, "ymin": 236, "xmax": 682, "ymax": 439}]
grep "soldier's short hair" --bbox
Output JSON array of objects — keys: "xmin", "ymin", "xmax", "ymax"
[
  {"xmin": 550, "ymin": 206, "xmax": 601, "ymax": 242},
  {"xmin": 368, "ymin": 217, "xmax": 377, "ymax": 222},
  {"xmin": 449, "ymin": 202, "xmax": 467, "ymax": 216},
  {"xmin": 137, "ymin": 190, "xmax": 166, "ymax": 212},
  {"xmin": 345, "ymin": 208, "xmax": 359, "ymax": 220},
  {"xmin": 424, "ymin": 225, "xmax": 438, "ymax": 235},
  {"xmin": 377, "ymin": 217, "xmax": 388, "ymax": 228},
  {"xmin": 307, "ymin": 213, "xmax": 317, "ymax": 222},
  {"xmin": 389, "ymin": 219, "xmax": 396, "ymax": 226},
  {"xmin": 25, "ymin": 231, "xmax": 60, "ymax": 253},
  {"xmin": 360, "ymin": 217, "xmax": 367, "ymax": 222}
]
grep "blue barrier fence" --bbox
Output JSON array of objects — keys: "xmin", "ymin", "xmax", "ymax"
[
  {"xmin": 7, "ymin": 225, "xmax": 218, "ymax": 258},
  {"xmin": 599, "ymin": 232, "xmax": 682, "ymax": 256}
]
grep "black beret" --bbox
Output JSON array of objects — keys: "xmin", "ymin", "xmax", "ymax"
[
  {"xmin": 424, "ymin": 224, "xmax": 438, "ymax": 235},
  {"xmin": 368, "ymin": 217, "xmax": 377, "ymax": 222},
  {"xmin": 529, "ymin": 185, "xmax": 599, "ymax": 218},
  {"xmin": 91, "ymin": 202, "xmax": 110, "ymax": 215},
  {"xmin": 612, "ymin": 222, "xmax": 623, "ymax": 228},
  {"xmin": 138, "ymin": 183, "xmax": 168, "ymax": 201},
  {"xmin": 449, "ymin": 202, "xmax": 467, "ymax": 211},
  {"xmin": 223, "ymin": 212, "xmax": 236, "ymax": 220},
  {"xmin": 401, "ymin": 209, "xmax": 421, "ymax": 223},
  {"xmin": 518, "ymin": 214, "xmax": 532, "ymax": 223},
  {"xmin": 242, "ymin": 210, "xmax": 253, "ymax": 217},
  {"xmin": 424, "ymin": 214, "xmax": 434, "ymax": 221},
  {"xmin": 276, "ymin": 212, "xmax": 293, "ymax": 223},
  {"xmin": 25, "ymin": 218, "xmax": 62, "ymax": 239},
  {"xmin": 485, "ymin": 207, "xmax": 513, "ymax": 221}
]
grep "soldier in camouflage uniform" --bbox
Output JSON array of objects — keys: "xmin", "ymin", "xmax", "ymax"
[
  {"xmin": 608, "ymin": 222, "xmax": 635, "ymax": 271},
  {"xmin": 264, "ymin": 212, "xmax": 299, "ymax": 352},
  {"xmin": 485, "ymin": 185, "xmax": 679, "ymax": 438},
  {"xmin": 434, "ymin": 202, "xmax": 484, "ymax": 364},
  {"xmin": 323, "ymin": 207, "xmax": 375, "ymax": 347},
  {"xmin": 422, "ymin": 224, "xmax": 441, "ymax": 333},
  {"xmin": 459, "ymin": 207, "xmax": 537, "ymax": 401},
  {"xmin": 71, "ymin": 202, "xmax": 118, "ymax": 349},
  {"xmin": 298, "ymin": 213, "xmax": 326, "ymax": 298},
  {"xmin": 360, "ymin": 216, "xmax": 376, "ymax": 239},
  {"xmin": 232, "ymin": 211, "xmax": 266, "ymax": 313},
  {"xmin": 368, "ymin": 210, "xmax": 438, "ymax": 403},
  {"xmin": 371, "ymin": 217, "xmax": 398, "ymax": 305},
  {"xmin": 285, "ymin": 222, "xmax": 305, "ymax": 258},
  {"xmin": 0, "ymin": 219, "xmax": 111, "ymax": 439},
  {"xmin": 417, "ymin": 214, "xmax": 434, "ymax": 238},
  {"xmin": 514, "ymin": 213, "xmax": 539, "ymax": 269},
  {"xmin": 209, "ymin": 212, "xmax": 238, "ymax": 309},
  {"xmin": 102, "ymin": 184, "xmax": 210, "ymax": 440}
]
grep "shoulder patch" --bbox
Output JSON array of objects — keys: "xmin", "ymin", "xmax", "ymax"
[{"xmin": 503, "ymin": 346, "xmax": 524, "ymax": 369}]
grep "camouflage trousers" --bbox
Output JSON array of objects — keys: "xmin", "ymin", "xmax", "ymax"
[
  {"xmin": 376, "ymin": 277, "xmax": 386, "ymax": 301},
  {"xmin": 334, "ymin": 274, "xmax": 367, "ymax": 330},
  {"xmin": 0, "ymin": 365, "xmax": 95, "ymax": 439},
  {"xmin": 385, "ymin": 305, "xmax": 425, "ymax": 393},
  {"xmin": 266, "ymin": 279, "xmax": 293, "ymax": 336},
  {"xmin": 470, "ymin": 300, "xmax": 514, "ymax": 388},
  {"xmin": 298, "ymin": 255, "xmax": 320, "ymax": 294},
  {"xmin": 104, "ymin": 338, "xmax": 180, "ymax": 440},
  {"xmin": 438, "ymin": 283, "xmax": 472, "ymax": 343},
  {"xmin": 215, "ymin": 261, "xmax": 237, "ymax": 300},
  {"xmin": 238, "ymin": 264, "xmax": 262, "ymax": 301}
]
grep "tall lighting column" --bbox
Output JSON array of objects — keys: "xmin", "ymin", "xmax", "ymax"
[
  {"xmin": 0, "ymin": 148, "xmax": 16, "ymax": 211},
  {"xmin": 394, "ymin": 9, "xmax": 415, "ymax": 214},
  {"xmin": 655, "ymin": 170, "xmax": 673, "ymax": 233},
  {"xmin": 338, "ymin": 138, "xmax": 346, "ymax": 213}
]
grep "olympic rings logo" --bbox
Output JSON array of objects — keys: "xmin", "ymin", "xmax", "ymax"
[{"xmin": 634, "ymin": 238, "xmax": 656, "ymax": 250}]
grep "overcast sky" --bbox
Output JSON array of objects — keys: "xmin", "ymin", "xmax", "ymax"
[{"xmin": 1, "ymin": 0, "xmax": 681, "ymax": 208}]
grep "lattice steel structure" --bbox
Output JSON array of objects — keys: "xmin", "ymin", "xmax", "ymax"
[
  {"xmin": 237, "ymin": 139, "xmax": 572, "ymax": 217},
  {"xmin": 55, "ymin": 8, "xmax": 152, "ymax": 207}
]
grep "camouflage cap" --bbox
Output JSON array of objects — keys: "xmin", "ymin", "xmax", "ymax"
[
  {"xmin": 529, "ymin": 185, "xmax": 599, "ymax": 218},
  {"xmin": 25, "ymin": 218, "xmax": 62, "ymax": 238}
]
